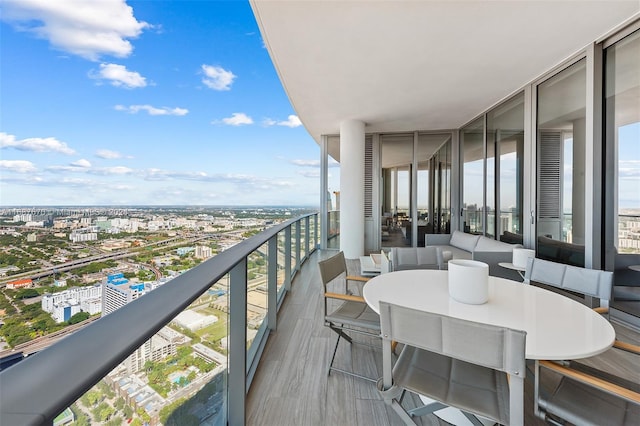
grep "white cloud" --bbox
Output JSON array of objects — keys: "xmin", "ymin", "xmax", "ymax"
[
  {"xmin": 96, "ymin": 149, "xmax": 131, "ymax": 159},
  {"xmin": 0, "ymin": 132, "xmax": 75, "ymax": 155},
  {"xmin": 291, "ymin": 159, "xmax": 320, "ymax": 167},
  {"xmin": 220, "ymin": 113, "xmax": 253, "ymax": 126},
  {"xmin": 201, "ymin": 65, "xmax": 236, "ymax": 91},
  {"xmin": 71, "ymin": 159, "xmax": 91, "ymax": 168},
  {"xmin": 297, "ymin": 169, "xmax": 320, "ymax": 178},
  {"xmin": 263, "ymin": 115, "xmax": 302, "ymax": 128},
  {"xmin": 91, "ymin": 63, "xmax": 147, "ymax": 88},
  {"xmin": 114, "ymin": 104, "xmax": 188, "ymax": 116},
  {"xmin": 277, "ymin": 115, "xmax": 302, "ymax": 128},
  {"xmin": 93, "ymin": 166, "xmax": 134, "ymax": 175},
  {"xmin": 0, "ymin": 160, "xmax": 37, "ymax": 173},
  {"xmin": 1, "ymin": 0, "xmax": 149, "ymax": 60}
]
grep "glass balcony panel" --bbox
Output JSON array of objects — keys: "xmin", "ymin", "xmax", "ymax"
[
  {"xmin": 64, "ymin": 275, "xmax": 230, "ymax": 426},
  {"xmin": 300, "ymin": 220, "xmax": 307, "ymax": 261},
  {"xmin": 291, "ymin": 223, "xmax": 298, "ymax": 272},
  {"xmin": 247, "ymin": 244, "xmax": 268, "ymax": 353},
  {"xmin": 277, "ymin": 231, "xmax": 286, "ymax": 295},
  {"xmin": 327, "ymin": 211, "xmax": 340, "ymax": 249}
]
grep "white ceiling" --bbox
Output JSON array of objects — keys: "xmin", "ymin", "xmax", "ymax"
[{"xmin": 251, "ymin": 0, "xmax": 639, "ymax": 143}]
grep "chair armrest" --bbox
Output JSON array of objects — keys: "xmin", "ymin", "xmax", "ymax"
[
  {"xmin": 325, "ymin": 292, "xmax": 366, "ymax": 303},
  {"xmin": 346, "ymin": 275, "xmax": 370, "ymax": 283},
  {"xmin": 614, "ymin": 340, "xmax": 640, "ymax": 355},
  {"xmin": 539, "ymin": 360, "xmax": 640, "ymax": 404}
]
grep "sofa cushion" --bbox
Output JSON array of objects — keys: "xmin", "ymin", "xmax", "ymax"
[
  {"xmin": 475, "ymin": 236, "xmax": 520, "ymax": 252},
  {"xmin": 449, "ymin": 230, "xmax": 481, "ymax": 253}
]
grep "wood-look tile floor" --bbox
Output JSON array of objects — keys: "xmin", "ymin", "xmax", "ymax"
[{"xmin": 246, "ymin": 250, "xmax": 640, "ymax": 426}]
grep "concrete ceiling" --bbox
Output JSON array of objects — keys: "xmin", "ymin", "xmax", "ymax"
[{"xmin": 251, "ymin": 0, "xmax": 639, "ymax": 144}]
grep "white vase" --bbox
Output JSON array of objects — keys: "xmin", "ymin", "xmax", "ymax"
[
  {"xmin": 448, "ymin": 259, "xmax": 489, "ymax": 304},
  {"xmin": 512, "ymin": 248, "xmax": 535, "ymax": 269}
]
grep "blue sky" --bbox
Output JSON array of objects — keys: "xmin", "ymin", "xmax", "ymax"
[{"xmin": 0, "ymin": 0, "xmax": 321, "ymax": 207}]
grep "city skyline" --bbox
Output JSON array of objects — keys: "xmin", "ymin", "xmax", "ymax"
[{"xmin": 1, "ymin": 0, "xmax": 323, "ymax": 207}]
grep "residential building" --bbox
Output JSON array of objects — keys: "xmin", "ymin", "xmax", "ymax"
[{"xmin": 195, "ymin": 245, "xmax": 212, "ymax": 259}]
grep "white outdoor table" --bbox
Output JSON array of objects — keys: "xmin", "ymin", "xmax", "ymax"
[{"xmin": 363, "ymin": 270, "xmax": 615, "ymax": 361}]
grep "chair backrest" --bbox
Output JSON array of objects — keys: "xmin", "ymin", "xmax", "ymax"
[
  {"xmin": 318, "ymin": 251, "xmax": 347, "ymax": 289},
  {"xmin": 524, "ymin": 257, "xmax": 613, "ymax": 302},
  {"xmin": 379, "ymin": 301, "xmax": 526, "ymax": 378},
  {"xmin": 391, "ymin": 246, "xmax": 443, "ymax": 271},
  {"xmin": 379, "ymin": 250, "xmax": 391, "ymax": 274}
]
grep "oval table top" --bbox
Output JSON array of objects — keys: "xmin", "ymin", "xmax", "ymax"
[{"xmin": 363, "ymin": 270, "xmax": 615, "ymax": 360}]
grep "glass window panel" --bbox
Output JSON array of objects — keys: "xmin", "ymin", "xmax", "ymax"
[
  {"xmin": 381, "ymin": 134, "xmax": 413, "ymax": 247},
  {"xmin": 417, "ymin": 133, "xmax": 452, "ymax": 241},
  {"xmin": 462, "ymin": 117, "xmax": 485, "ymax": 234},
  {"xmin": 536, "ymin": 59, "xmax": 586, "ymax": 266},
  {"xmin": 327, "ymin": 139, "xmax": 340, "ymax": 249},
  {"xmin": 487, "ymin": 92, "xmax": 525, "ymax": 243},
  {"xmin": 605, "ymin": 30, "xmax": 640, "ymax": 303}
]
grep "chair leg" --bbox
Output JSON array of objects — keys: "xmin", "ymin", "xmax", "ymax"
[
  {"xmin": 328, "ymin": 334, "xmax": 342, "ymax": 375},
  {"xmin": 408, "ymin": 401, "xmax": 448, "ymax": 418},
  {"xmin": 327, "ymin": 330, "xmax": 377, "ymax": 383}
]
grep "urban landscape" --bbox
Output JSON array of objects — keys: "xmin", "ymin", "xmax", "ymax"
[{"xmin": 0, "ymin": 206, "xmax": 314, "ymax": 426}]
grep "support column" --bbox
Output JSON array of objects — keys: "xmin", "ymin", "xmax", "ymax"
[{"xmin": 340, "ymin": 120, "xmax": 365, "ymax": 258}]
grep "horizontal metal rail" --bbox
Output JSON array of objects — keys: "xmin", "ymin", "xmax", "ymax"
[{"xmin": 0, "ymin": 213, "xmax": 317, "ymax": 425}]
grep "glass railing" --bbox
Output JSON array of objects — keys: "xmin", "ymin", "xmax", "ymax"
[
  {"xmin": 0, "ymin": 213, "xmax": 318, "ymax": 426},
  {"xmin": 327, "ymin": 210, "xmax": 339, "ymax": 249}
]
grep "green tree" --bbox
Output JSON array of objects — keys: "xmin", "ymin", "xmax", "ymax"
[
  {"xmin": 14, "ymin": 288, "xmax": 39, "ymax": 299},
  {"xmin": 123, "ymin": 404, "xmax": 134, "ymax": 419},
  {"xmin": 67, "ymin": 311, "xmax": 90, "ymax": 324}
]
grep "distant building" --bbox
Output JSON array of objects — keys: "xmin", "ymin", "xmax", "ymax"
[
  {"xmin": 26, "ymin": 233, "xmax": 39, "ymax": 242},
  {"xmin": 177, "ymin": 247, "xmax": 195, "ymax": 256},
  {"xmin": 6, "ymin": 279, "xmax": 32, "ymax": 289},
  {"xmin": 0, "ymin": 266, "xmax": 20, "ymax": 276},
  {"xmin": 42, "ymin": 285, "xmax": 102, "ymax": 322},
  {"xmin": 195, "ymin": 245, "xmax": 212, "ymax": 259},
  {"xmin": 173, "ymin": 310, "xmax": 218, "ymax": 331},
  {"xmin": 124, "ymin": 326, "xmax": 188, "ymax": 374},
  {"xmin": 54, "ymin": 279, "xmax": 67, "ymax": 287},
  {"xmin": 101, "ymin": 273, "xmax": 151, "ymax": 316},
  {"xmin": 69, "ymin": 232, "xmax": 97, "ymax": 243}
]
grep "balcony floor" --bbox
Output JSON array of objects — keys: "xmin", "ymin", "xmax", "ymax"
[{"xmin": 247, "ymin": 250, "xmax": 640, "ymax": 426}]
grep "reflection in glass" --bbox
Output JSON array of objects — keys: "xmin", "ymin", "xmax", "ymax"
[{"xmin": 536, "ymin": 59, "xmax": 586, "ymax": 266}]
